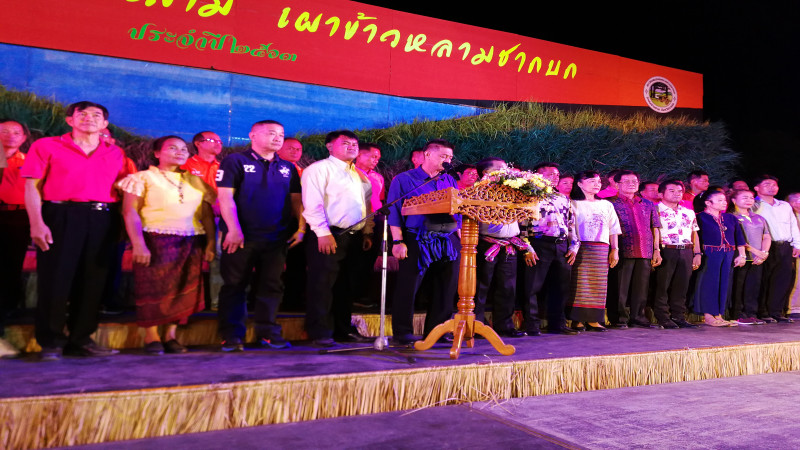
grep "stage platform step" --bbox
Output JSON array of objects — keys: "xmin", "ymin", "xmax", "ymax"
[
  {"xmin": 2, "ymin": 322, "xmax": 800, "ymax": 449},
  {"xmin": 4, "ymin": 311, "xmax": 493, "ymax": 353}
]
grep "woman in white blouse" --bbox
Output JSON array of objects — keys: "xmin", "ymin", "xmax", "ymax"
[{"xmin": 568, "ymin": 170, "xmax": 621, "ymax": 332}]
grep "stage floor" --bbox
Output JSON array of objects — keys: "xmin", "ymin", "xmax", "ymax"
[{"xmin": 3, "ymin": 321, "xmax": 800, "ymax": 399}]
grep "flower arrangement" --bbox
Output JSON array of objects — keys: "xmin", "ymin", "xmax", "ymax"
[{"xmin": 476, "ymin": 167, "xmax": 555, "ymax": 200}]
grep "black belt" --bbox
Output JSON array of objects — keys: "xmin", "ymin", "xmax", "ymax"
[
  {"xmin": 0, "ymin": 204, "xmax": 25, "ymax": 211},
  {"xmin": 46, "ymin": 201, "xmax": 116, "ymax": 211},
  {"xmin": 533, "ymin": 235, "xmax": 567, "ymax": 243},
  {"xmin": 330, "ymin": 226, "xmax": 362, "ymax": 235}
]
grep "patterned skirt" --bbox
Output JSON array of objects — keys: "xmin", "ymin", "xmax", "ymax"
[
  {"xmin": 569, "ymin": 241, "xmax": 609, "ymax": 323},
  {"xmin": 133, "ymin": 233, "xmax": 206, "ymax": 327}
]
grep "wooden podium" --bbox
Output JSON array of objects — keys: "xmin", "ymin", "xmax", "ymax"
[{"xmin": 401, "ymin": 185, "xmax": 540, "ymax": 359}]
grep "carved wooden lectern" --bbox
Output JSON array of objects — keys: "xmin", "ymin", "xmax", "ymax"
[{"xmin": 401, "ymin": 185, "xmax": 540, "ymax": 359}]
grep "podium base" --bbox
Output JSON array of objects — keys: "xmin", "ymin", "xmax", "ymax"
[{"xmin": 413, "ymin": 313, "xmax": 516, "ymax": 359}]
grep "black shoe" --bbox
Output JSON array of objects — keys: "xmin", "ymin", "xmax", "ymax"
[
  {"xmin": 39, "ymin": 346, "xmax": 62, "ymax": 361},
  {"xmin": 221, "ymin": 337, "xmax": 244, "ymax": 352},
  {"xmin": 609, "ymin": 322, "xmax": 629, "ymax": 329},
  {"xmin": 496, "ymin": 329, "xmax": 527, "ymax": 338},
  {"xmin": 631, "ymin": 320, "xmax": 662, "ymax": 329},
  {"xmin": 525, "ymin": 328, "xmax": 542, "ymax": 337},
  {"xmin": 164, "ymin": 339, "xmax": 188, "ymax": 353},
  {"xmin": 257, "ymin": 336, "xmax": 291, "ymax": 349},
  {"xmin": 774, "ymin": 316, "xmax": 795, "ymax": 323},
  {"xmin": 437, "ymin": 333, "xmax": 454, "ymax": 344},
  {"xmin": 546, "ymin": 326, "xmax": 579, "ymax": 335},
  {"xmin": 659, "ymin": 320, "xmax": 680, "ymax": 329},
  {"xmin": 759, "ymin": 316, "xmax": 778, "ymax": 324},
  {"xmin": 333, "ymin": 332, "xmax": 372, "ymax": 343},
  {"xmin": 392, "ymin": 334, "xmax": 419, "ymax": 345},
  {"xmin": 585, "ymin": 323, "xmax": 609, "ymax": 332},
  {"xmin": 672, "ymin": 319, "xmax": 698, "ymax": 329},
  {"xmin": 64, "ymin": 341, "xmax": 119, "ymax": 357},
  {"xmin": 312, "ymin": 338, "xmax": 337, "ymax": 348},
  {"xmin": 572, "ymin": 323, "xmax": 586, "ymax": 332},
  {"xmin": 144, "ymin": 341, "xmax": 165, "ymax": 355}
]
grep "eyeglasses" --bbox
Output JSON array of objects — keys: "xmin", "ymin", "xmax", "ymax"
[{"xmin": 200, "ymin": 138, "xmax": 222, "ymax": 144}]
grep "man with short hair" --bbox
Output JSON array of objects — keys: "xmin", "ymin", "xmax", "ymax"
[
  {"xmin": 0, "ymin": 119, "xmax": 30, "ymax": 352},
  {"xmin": 473, "ymin": 158, "xmax": 526, "ymax": 337},
  {"xmin": 752, "ymin": 175, "xmax": 800, "ymax": 323},
  {"xmin": 387, "ymin": 140, "xmax": 460, "ymax": 344},
  {"xmin": 639, "ymin": 180, "xmax": 661, "ymax": 203},
  {"xmin": 277, "ymin": 137, "xmax": 304, "ymax": 176},
  {"xmin": 608, "ymin": 170, "xmax": 663, "ymax": 329},
  {"xmin": 302, "ymin": 130, "xmax": 374, "ymax": 347},
  {"xmin": 22, "ymin": 101, "xmax": 129, "ymax": 360},
  {"xmin": 182, "ymin": 131, "xmax": 223, "ymax": 190},
  {"xmin": 409, "ymin": 149, "xmax": 424, "ymax": 169},
  {"xmin": 653, "ymin": 180, "xmax": 701, "ymax": 328},
  {"xmin": 455, "ymin": 164, "xmax": 478, "ymax": 190},
  {"xmin": 520, "ymin": 162, "xmax": 580, "ymax": 336},
  {"xmin": 181, "ymin": 131, "xmax": 224, "ymax": 310},
  {"xmin": 680, "ymin": 170, "xmax": 709, "ymax": 210},
  {"xmin": 216, "ymin": 120, "xmax": 304, "ymax": 351}
]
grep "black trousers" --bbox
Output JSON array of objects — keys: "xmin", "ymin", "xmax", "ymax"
[
  {"xmin": 521, "ymin": 239, "xmax": 571, "ymax": 332},
  {"xmin": 731, "ymin": 261, "xmax": 763, "ymax": 319},
  {"xmin": 652, "ymin": 248, "xmax": 692, "ymax": 322},
  {"xmin": 474, "ymin": 239, "xmax": 517, "ymax": 332},
  {"xmin": 0, "ymin": 209, "xmax": 30, "ymax": 336},
  {"xmin": 304, "ymin": 228, "xmax": 363, "ymax": 340},
  {"xmin": 391, "ymin": 230, "xmax": 459, "ymax": 337},
  {"xmin": 609, "ymin": 258, "xmax": 651, "ymax": 324},
  {"xmin": 758, "ymin": 241, "xmax": 794, "ymax": 317},
  {"xmin": 0, "ymin": 209, "xmax": 30, "ymax": 312},
  {"xmin": 35, "ymin": 202, "xmax": 116, "ymax": 348},
  {"xmin": 218, "ymin": 238, "xmax": 287, "ymax": 341}
]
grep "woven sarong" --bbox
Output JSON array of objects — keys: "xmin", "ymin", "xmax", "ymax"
[
  {"xmin": 133, "ymin": 233, "xmax": 205, "ymax": 327},
  {"xmin": 569, "ymin": 241, "xmax": 609, "ymax": 323}
]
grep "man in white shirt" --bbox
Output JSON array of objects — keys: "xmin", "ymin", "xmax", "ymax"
[
  {"xmin": 653, "ymin": 180, "xmax": 701, "ymax": 328},
  {"xmin": 752, "ymin": 174, "xmax": 800, "ymax": 323},
  {"xmin": 302, "ymin": 130, "xmax": 373, "ymax": 346}
]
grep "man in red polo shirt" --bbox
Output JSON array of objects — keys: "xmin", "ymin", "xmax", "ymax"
[
  {"xmin": 22, "ymin": 101, "xmax": 129, "ymax": 360},
  {"xmin": 0, "ymin": 119, "xmax": 31, "ymax": 356},
  {"xmin": 182, "ymin": 131, "xmax": 222, "ymax": 190}
]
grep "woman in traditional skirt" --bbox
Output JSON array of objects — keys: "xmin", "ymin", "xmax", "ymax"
[
  {"xmin": 693, "ymin": 189, "xmax": 746, "ymax": 326},
  {"xmin": 569, "ymin": 170, "xmax": 621, "ymax": 331},
  {"xmin": 119, "ymin": 136, "xmax": 216, "ymax": 354}
]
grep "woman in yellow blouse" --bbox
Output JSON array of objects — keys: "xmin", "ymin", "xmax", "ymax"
[{"xmin": 119, "ymin": 136, "xmax": 216, "ymax": 354}]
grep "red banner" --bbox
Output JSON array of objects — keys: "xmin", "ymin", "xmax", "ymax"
[{"xmin": 0, "ymin": 0, "xmax": 701, "ymax": 110}]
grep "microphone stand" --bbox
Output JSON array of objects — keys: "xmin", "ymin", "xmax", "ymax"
[{"xmin": 319, "ymin": 164, "xmax": 457, "ymax": 362}]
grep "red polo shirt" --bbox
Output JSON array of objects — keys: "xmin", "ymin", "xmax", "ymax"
[
  {"xmin": 0, "ymin": 151, "xmax": 26, "ymax": 205},
  {"xmin": 181, "ymin": 154, "xmax": 220, "ymax": 190},
  {"xmin": 21, "ymin": 133, "xmax": 128, "ymax": 202}
]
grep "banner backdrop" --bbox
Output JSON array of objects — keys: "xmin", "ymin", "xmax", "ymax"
[{"xmin": 0, "ymin": 0, "xmax": 702, "ymax": 111}]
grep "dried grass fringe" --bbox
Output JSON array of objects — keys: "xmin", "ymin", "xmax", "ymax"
[{"xmin": 2, "ymin": 342, "xmax": 799, "ymax": 449}]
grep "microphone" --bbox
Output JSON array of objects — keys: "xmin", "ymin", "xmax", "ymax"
[{"xmin": 442, "ymin": 161, "xmax": 459, "ymax": 174}]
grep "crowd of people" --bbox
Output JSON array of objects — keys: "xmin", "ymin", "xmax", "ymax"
[{"xmin": 1, "ymin": 100, "xmax": 800, "ymax": 361}]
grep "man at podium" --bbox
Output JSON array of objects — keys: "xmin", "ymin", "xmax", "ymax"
[{"xmin": 386, "ymin": 140, "xmax": 461, "ymax": 345}]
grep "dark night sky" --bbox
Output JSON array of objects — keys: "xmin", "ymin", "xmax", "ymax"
[{"xmin": 362, "ymin": 1, "xmax": 800, "ymax": 191}]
